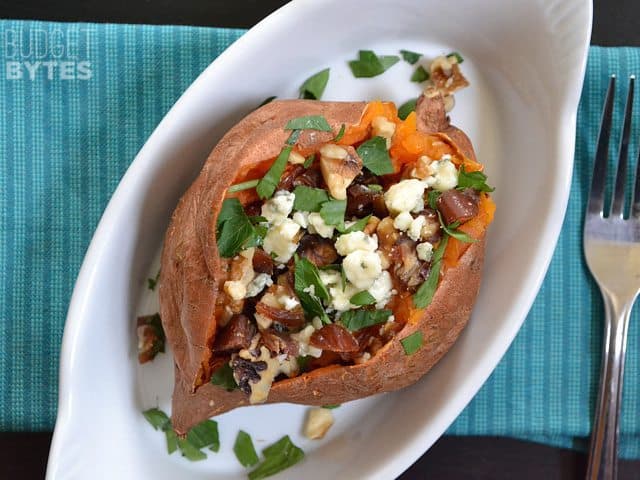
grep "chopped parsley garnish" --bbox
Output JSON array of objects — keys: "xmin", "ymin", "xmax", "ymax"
[
  {"xmin": 143, "ymin": 408, "xmax": 218, "ymax": 459},
  {"xmin": 297, "ymin": 355, "xmax": 312, "ymax": 372},
  {"xmin": 299, "ymin": 68, "xmax": 330, "ymax": 100},
  {"xmin": 257, "ymin": 96, "xmax": 277, "ymax": 108},
  {"xmin": 427, "ymin": 189, "xmax": 441, "ymax": 209},
  {"xmin": 437, "ymin": 211, "xmax": 476, "ymax": 243},
  {"xmin": 147, "ymin": 269, "xmax": 160, "ymax": 290},
  {"xmin": 211, "ymin": 363, "xmax": 238, "ymax": 391},
  {"xmin": 249, "ymin": 436, "xmax": 305, "ymax": 480},
  {"xmin": 143, "ymin": 407, "xmax": 170, "ymax": 430},
  {"xmin": 400, "ymin": 331, "xmax": 423, "ymax": 355},
  {"xmin": 340, "ymin": 309, "xmax": 392, "ymax": 331},
  {"xmin": 447, "ymin": 51, "xmax": 464, "ymax": 63},
  {"xmin": 348, "ymin": 291, "xmax": 376, "ymax": 306},
  {"xmin": 336, "ymin": 214, "xmax": 371, "ymax": 234},
  {"xmin": 348, "ymin": 50, "xmax": 400, "ymax": 78},
  {"xmin": 303, "ymin": 153, "xmax": 315, "ymax": 168},
  {"xmin": 323, "ymin": 404, "xmax": 341, "ymax": 409},
  {"xmin": 234, "ymin": 430, "xmax": 259, "ymax": 467},
  {"xmin": 333, "ymin": 123, "xmax": 346, "ymax": 142},
  {"xmin": 457, "ymin": 166, "xmax": 495, "ymax": 192},
  {"xmin": 286, "ymin": 129, "xmax": 301, "ymax": 145},
  {"xmin": 411, "ymin": 65, "xmax": 430, "ymax": 83},
  {"xmin": 187, "ymin": 419, "xmax": 220, "ymax": 452},
  {"xmin": 413, "ymin": 235, "xmax": 449, "ymax": 308},
  {"xmin": 367, "ymin": 184, "xmax": 383, "ymax": 192},
  {"xmin": 228, "ymin": 179, "xmax": 260, "ymax": 193},
  {"xmin": 319, "ymin": 198, "xmax": 347, "ymax": 227},
  {"xmin": 285, "ymin": 115, "xmax": 332, "ymax": 132},
  {"xmin": 216, "ymin": 198, "xmax": 264, "ymax": 257},
  {"xmin": 294, "ymin": 256, "xmax": 330, "ymax": 323},
  {"xmin": 398, "ymin": 98, "xmax": 417, "ymax": 120},
  {"xmin": 292, "ymin": 185, "xmax": 329, "ymax": 212},
  {"xmin": 400, "ymin": 49, "xmax": 422, "ymax": 64},
  {"xmin": 256, "ymin": 146, "xmax": 292, "ymax": 200},
  {"xmin": 356, "ymin": 136, "xmax": 394, "ymax": 175}
]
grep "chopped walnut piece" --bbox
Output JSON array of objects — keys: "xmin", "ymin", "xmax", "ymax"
[
  {"xmin": 319, "ymin": 144, "xmax": 363, "ymax": 200},
  {"xmin": 429, "ymin": 55, "xmax": 469, "ymax": 96},
  {"xmin": 304, "ymin": 408, "xmax": 334, "ymax": 440},
  {"xmin": 137, "ymin": 313, "xmax": 165, "ymax": 363}
]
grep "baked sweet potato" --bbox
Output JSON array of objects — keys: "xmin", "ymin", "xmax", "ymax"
[{"xmin": 159, "ymin": 92, "xmax": 494, "ymax": 435}]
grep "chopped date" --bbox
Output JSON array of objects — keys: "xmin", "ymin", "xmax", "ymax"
[
  {"xmin": 292, "ymin": 167, "xmax": 324, "ymax": 189},
  {"xmin": 244, "ymin": 201, "xmax": 262, "ymax": 218},
  {"xmin": 136, "ymin": 313, "xmax": 165, "ymax": 364},
  {"xmin": 213, "ymin": 314, "xmax": 256, "ymax": 352},
  {"xmin": 310, "ymin": 323, "xmax": 359, "ymax": 352},
  {"xmin": 230, "ymin": 356, "xmax": 268, "ymax": 395},
  {"xmin": 252, "ymin": 248, "xmax": 274, "ymax": 275},
  {"xmin": 277, "ymin": 165, "xmax": 305, "ymax": 191},
  {"xmin": 437, "ymin": 189, "xmax": 479, "ymax": 225},
  {"xmin": 297, "ymin": 234, "xmax": 338, "ymax": 267},
  {"xmin": 255, "ymin": 301, "xmax": 305, "ymax": 329},
  {"xmin": 260, "ymin": 330, "xmax": 300, "ymax": 356},
  {"xmin": 393, "ymin": 236, "xmax": 425, "ymax": 291}
]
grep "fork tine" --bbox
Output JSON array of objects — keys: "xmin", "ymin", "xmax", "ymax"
[
  {"xmin": 587, "ymin": 75, "xmax": 616, "ymax": 217},
  {"xmin": 610, "ymin": 76, "xmax": 635, "ymax": 218}
]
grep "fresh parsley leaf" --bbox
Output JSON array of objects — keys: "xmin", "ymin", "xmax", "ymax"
[
  {"xmin": 228, "ymin": 179, "xmax": 260, "ymax": 193},
  {"xmin": 357, "ymin": 136, "xmax": 394, "ymax": 175},
  {"xmin": 165, "ymin": 428, "xmax": 178, "ymax": 454},
  {"xmin": 299, "ymin": 68, "xmax": 330, "ymax": 100},
  {"xmin": 340, "ymin": 309, "xmax": 392, "ymax": 331},
  {"xmin": 177, "ymin": 437, "xmax": 207, "ymax": 461},
  {"xmin": 294, "ymin": 256, "xmax": 329, "ymax": 302},
  {"xmin": 333, "ymin": 123, "xmax": 346, "ymax": 142},
  {"xmin": 400, "ymin": 331, "xmax": 423, "ymax": 355},
  {"xmin": 348, "ymin": 50, "xmax": 400, "ymax": 78},
  {"xmin": 234, "ymin": 430, "xmax": 259, "ymax": 467},
  {"xmin": 437, "ymin": 211, "xmax": 477, "ymax": 243},
  {"xmin": 187, "ymin": 419, "xmax": 220, "ymax": 452},
  {"xmin": 256, "ymin": 146, "xmax": 292, "ymax": 200},
  {"xmin": 303, "ymin": 153, "xmax": 315, "ymax": 169},
  {"xmin": 340, "ymin": 264, "xmax": 347, "ymax": 291},
  {"xmin": 294, "ymin": 256, "xmax": 330, "ymax": 323},
  {"xmin": 348, "ymin": 291, "xmax": 376, "ymax": 306},
  {"xmin": 413, "ymin": 235, "xmax": 449, "ymax": 308},
  {"xmin": 411, "ymin": 65, "xmax": 429, "ymax": 83},
  {"xmin": 400, "ymin": 49, "xmax": 422, "ymax": 64},
  {"xmin": 447, "ymin": 51, "xmax": 464, "ymax": 63},
  {"xmin": 286, "ymin": 129, "xmax": 301, "ymax": 145},
  {"xmin": 398, "ymin": 98, "xmax": 417, "ymax": 120},
  {"xmin": 147, "ymin": 269, "xmax": 160, "ymax": 290},
  {"xmin": 143, "ymin": 408, "xmax": 170, "ymax": 431},
  {"xmin": 211, "ymin": 363, "xmax": 238, "ymax": 391},
  {"xmin": 457, "ymin": 166, "xmax": 495, "ymax": 192},
  {"xmin": 297, "ymin": 355, "xmax": 312, "ymax": 372},
  {"xmin": 249, "ymin": 436, "xmax": 305, "ymax": 480},
  {"xmin": 323, "ymin": 404, "xmax": 341, "ymax": 409},
  {"xmin": 336, "ymin": 215, "xmax": 371, "ymax": 234},
  {"xmin": 285, "ymin": 115, "xmax": 332, "ymax": 132},
  {"xmin": 257, "ymin": 96, "xmax": 277, "ymax": 108},
  {"xmin": 367, "ymin": 184, "xmax": 383, "ymax": 192},
  {"xmin": 319, "ymin": 199, "xmax": 346, "ymax": 226},
  {"xmin": 427, "ymin": 189, "xmax": 441, "ymax": 210},
  {"xmin": 216, "ymin": 198, "xmax": 260, "ymax": 257},
  {"xmin": 292, "ymin": 186, "xmax": 329, "ymax": 212}
]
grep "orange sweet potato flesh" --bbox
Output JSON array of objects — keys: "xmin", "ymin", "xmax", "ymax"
[{"xmin": 159, "ymin": 95, "xmax": 490, "ymax": 435}]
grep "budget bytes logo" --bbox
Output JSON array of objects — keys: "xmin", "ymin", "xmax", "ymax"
[{"xmin": 3, "ymin": 27, "xmax": 93, "ymax": 80}]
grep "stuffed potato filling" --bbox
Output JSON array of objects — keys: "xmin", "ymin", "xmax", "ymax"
[{"xmin": 213, "ymin": 98, "xmax": 494, "ymax": 403}]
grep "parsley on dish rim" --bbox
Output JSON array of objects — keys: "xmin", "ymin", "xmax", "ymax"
[{"xmin": 348, "ymin": 50, "xmax": 400, "ymax": 78}]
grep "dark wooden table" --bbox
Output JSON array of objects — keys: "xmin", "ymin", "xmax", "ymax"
[{"xmin": 2, "ymin": 1, "xmax": 640, "ymax": 479}]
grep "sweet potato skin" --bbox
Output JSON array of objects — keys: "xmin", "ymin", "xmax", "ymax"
[{"xmin": 160, "ymin": 96, "xmax": 488, "ymax": 435}]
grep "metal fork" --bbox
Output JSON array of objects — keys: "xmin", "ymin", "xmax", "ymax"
[{"xmin": 585, "ymin": 75, "xmax": 640, "ymax": 480}]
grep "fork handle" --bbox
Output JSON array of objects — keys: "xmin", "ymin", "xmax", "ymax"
[{"xmin": 586, "ymin": 292, "xmax": 634, "ymax": 480}]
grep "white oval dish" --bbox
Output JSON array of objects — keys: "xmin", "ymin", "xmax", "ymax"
[{"xmin": 47, "ymin": 0, "xmax": 591, "ymax": 478}]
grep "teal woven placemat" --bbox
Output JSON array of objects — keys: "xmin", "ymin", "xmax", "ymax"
[{"xmin": 0, "ymin": 20, "xmax": 638, "ymax": 458}]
